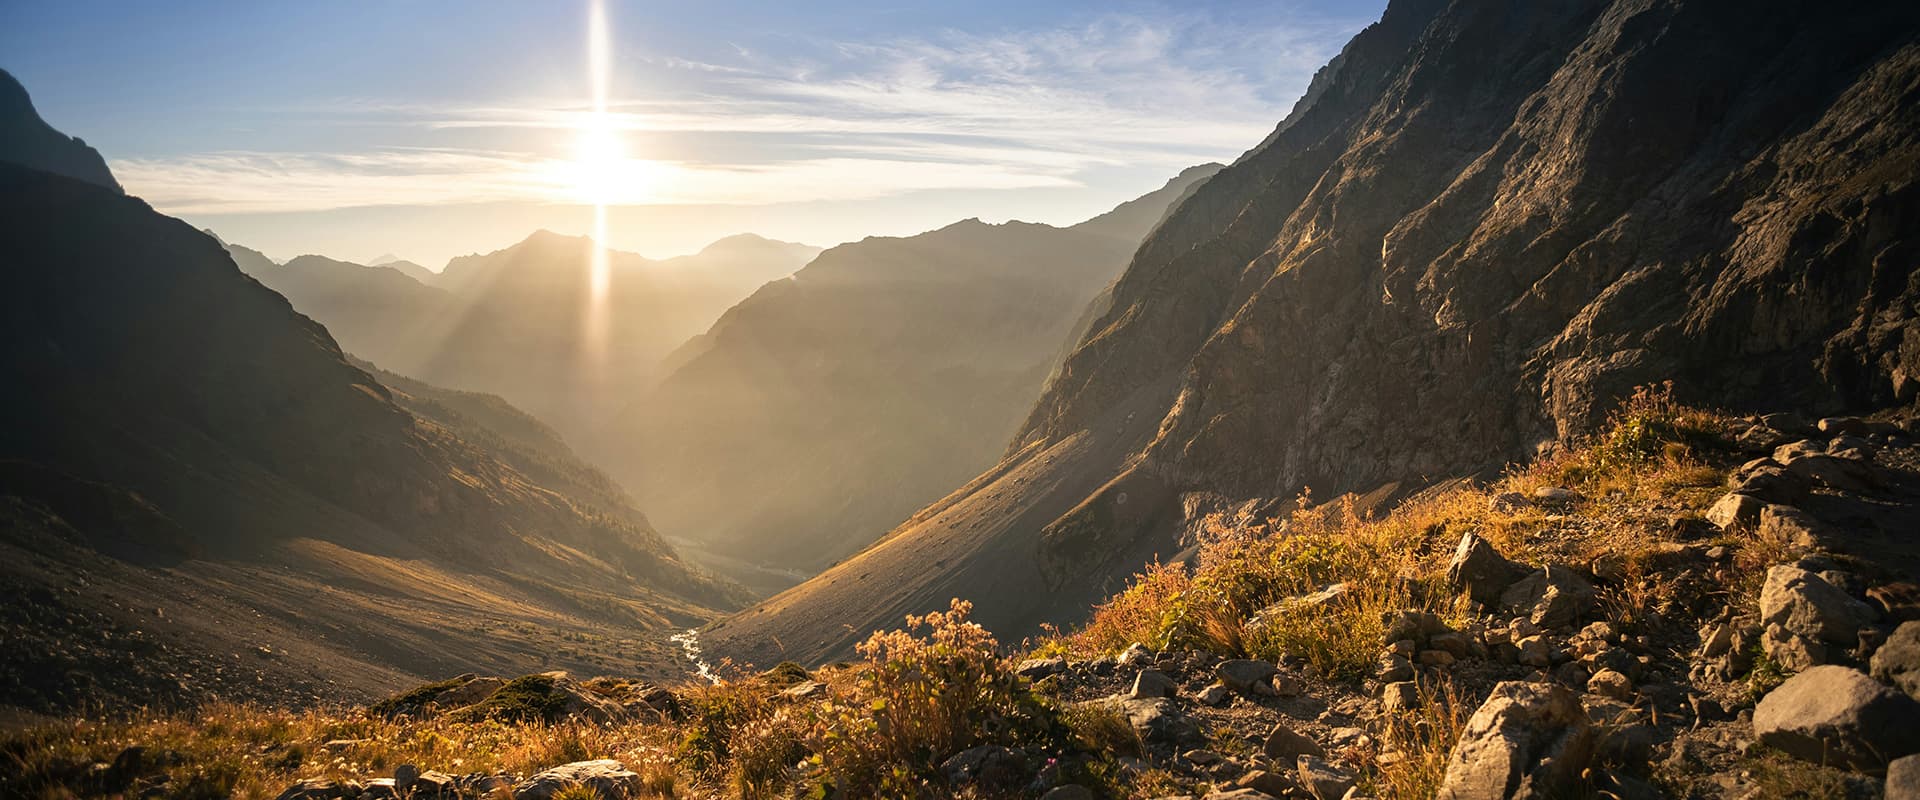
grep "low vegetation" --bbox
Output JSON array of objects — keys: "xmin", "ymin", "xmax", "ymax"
[{"xmin": 3, "ymin": 388, "xmax": 1802, "ymax": 799}]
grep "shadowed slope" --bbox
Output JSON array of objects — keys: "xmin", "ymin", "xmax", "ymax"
[{"xmin": 708, "ymin": 0, "xmax": 1920, "ymax": 667}]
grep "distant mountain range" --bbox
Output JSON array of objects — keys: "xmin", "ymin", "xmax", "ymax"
[
  {"xmin": 0, "ymin": 70, "xmax": 740, "ymax": 713},
  {"xmin": 605, "ymin": 165, "xmax": 1220, "ymax": 588},
  {"xmin": 706, "ymin": 0, "xmax": 1920, "ymax": 666},
  {"xmin": 219, "ymin": 229, "xmax": 819, "ymax": 443}
]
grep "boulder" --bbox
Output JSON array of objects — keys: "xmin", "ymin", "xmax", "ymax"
[
  {"xmin": 274, "ymin": 779, "xmax": 361, "ymax": 800},
  {"xmin": 1378, "ymin": 653, "xmax": 1416, "ymax": 682},
  {"xmin": 1131, "ymin": 669, "xmax": 1179, "ymax": 700},
  {"xmin": 1296, "ymin": 755, "xmax": 1355, "ymax": 800},
  {"xmin": 1119, "ymin": 643, "xmax": 1154, "ymax": 666},
  {"xmin": 1196, "ymin": 682, "xmax": 1232, "ymax": 706},
  {"xmin": 1042, "ymin": 785, "xmax": 1096, "ymax": 800},
  {"xmin": 940, "ymin": 745, "xmax": 1027, "ymax": 792},
  {"xmin": 1120, "ymin": 698, "xmax": 1201, "ymax": 745},
  {"xmin": 1381, "ymin": 681, "xmax": 1420, "ymax": 715},
  {"xmin": 1217, "ymin": 659, "xmax": 1280, "ymax": 695},
  {"xmin": 1871, "ymin": 621, "xmax": 1920, "ymax": 701},
  {"xmin": 1233, "ymin": 770, "xmax": 1299, "ymax": 797},
  {"xmin": 513, "ymin": 761, "xmax": 644, "ymax": 800},
  {"xmin": 1264, "ymin": 722, "xmax": 1327, "ymax": 761},
  {"xmin": 1726, "ymin": 460, "xmax": 1810, "ymax": 504},
  {"xmin": 1447, "ymin": 531, "xmax": 1526, "ymax": 605},
  {"xmin": 1705, "ymin": 493, "xmax": 1764, "ymax": 533},
  {"xmin": 1889, "ymin": 754, "xmax": 1920, "ymax": 800},
  {"xmin": 1758, "ymin": 505, "xmax": 1839, "ymax": 553},
  {"xmin": 1754, "ymin": 666, "xmax": 1920, "ymax": 769},
  {"xmin": 1436, "ymin": 682, "xmax": 1593, "ymax": 800},
  {"xmin": 1760, "ymin": 565, "xmax": 1876, "ymax": 645},
  {"xmin": 1017, "ymin": 656, "xmax": 1068, "ymax": 680},
  {"xmin": 1500, "ymin": 567, "xmax": 1595, "ymax": 631}
]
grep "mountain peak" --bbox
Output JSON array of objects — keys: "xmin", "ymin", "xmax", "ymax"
[{"xmin": 0, "ymin": 68, "xmax": 122, "ymax": 193}]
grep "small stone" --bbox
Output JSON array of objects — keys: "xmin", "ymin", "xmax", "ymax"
[
  {"xmin": 1533, "ymin": 486, "xmax": 1578, "ymax": 503},
  {"xmin": 1446, "ymin": 531, "xmax": 1526, "ymax": 606},
  {"xmin": 1218, "ymin": 659, "xmax": 1280, "ymax": 695},
  {"xmin": 1296, "ymin": 755, "xmax": 1356, "ymax": 800},
  {"xmin": 1377, "ymin": 653, "xmax": 1416, "ymax": 682},
  {"xmin": 1119, "ymin": 643, "xmax": 1154, "ymax": 666},
  {"xmin": 1183, "ymin": 749, "xmax": 1222, "ymax": 765},
  {"xmin": 1705, "ymin": 492, "xmax": 1764, "ymax": 532},
  {"xmin": 1196, "ymin": 682, "xmax": 1232, "ymax": 706},
  {"xmin": 1264, "ymin": 721, "xmax": 1327, "ymax": 761},
  {"xmin": 1418, "ymin": 650, "xmax": 1457, "ymax": 667},
  {"xmin": 1381, "ymin": 681, "xmax": 1419, "ymax": 715},
  {"xmin": 1586, "ymin": 669, "xmax": 1633, "ymax": 701},
  {"xmin": 1234, "ymin": 769, "xmax": 1298, "ymax": 797},
  {"xmin": 1016, "ymin": 657, "xmax": 1068, "ymax": 679},
  {"xmin": 1042, "ymin": 785, "xmax": 1095, "ymax": 800},
  {"xmin": 393, "ymin": 765, "xmax": 419, "ymax": 791},
  {"xmin": 1500, "ymin": 567, "xmax": 1595, "ymax": 631},
  {"xmin": 1131, "ymin": 669, "xmax": 1179, "ymax": 700},
  {"xmin": 1888, "ymin": 753, "xmax": 1920, "ymax": 800},
  {"xmin": 1517, "ymin": 636, "xmax": 1552, "ymax": 668}
]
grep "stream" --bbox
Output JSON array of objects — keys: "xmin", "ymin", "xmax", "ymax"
[{"xmin": 670, "ymin": 628, "xmax": 721, "ymax": 685}]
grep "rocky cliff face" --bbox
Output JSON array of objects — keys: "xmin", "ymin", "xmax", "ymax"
[
  {"xmin": 0, "ymin": 69, "xmax": 119, "ymax": 193},
  {"xmin": 608, "ymin": 166, "xmax": 1219, "ymax": 586},
  {"xmin": 708, "ymin": 0, "xmax": 1920, "ymax": 666}
]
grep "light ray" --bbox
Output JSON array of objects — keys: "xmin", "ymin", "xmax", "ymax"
[{"xmin": 582, "ymin": 0, "xmax": 612, "ymax": 379}]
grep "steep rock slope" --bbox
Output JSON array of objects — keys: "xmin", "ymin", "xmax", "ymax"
[
  {"xmin": 609, "ymin": 166, "xmax": 1220, "ymax": 584},
  {"xmin": 0, "ymin": 69, "xmax": 118, "ymax": 193},
  {"xmin": 0, "ymin": 80, "xmax": 740, "ymax": 712},
  {"xmin": 708, "ymin": 0, "xmax": 1920, "ymax": 666}
]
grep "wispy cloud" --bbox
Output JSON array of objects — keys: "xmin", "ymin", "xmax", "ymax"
[{"xmin": 117, "ymin": 10, "xmax": 1360, "ymax": 215}]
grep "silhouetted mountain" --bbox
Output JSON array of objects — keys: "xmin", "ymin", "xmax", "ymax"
[
  {"xmin": 707, "ymin": 0, "xmax": 1920, "ymax": 666},
  {"xmin": 0, "ymin": 68, "xmax": 119, "ymax": 193},
  {"xmin": 608, "ymin": 166, "xmax": 1219, "ymax": 587},
  {"xmin": 0, "ymin": 78, "xmax": 740, "ymax": 713},
  {"xmin": 368, "ymin": 255, "xmax": 436, "ymax": 284},
  {"xmin": 224, "ymin": 230, "xmax": 820, "ymax": 443}
]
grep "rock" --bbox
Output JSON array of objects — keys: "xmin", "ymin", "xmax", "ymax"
[
  {"xmin": 780, "ymin": 680, "xmax": 827, "ymax": 699},
  {"xmin": 392, "ymin": 765, "xmax": 419, "ymax": 791},
  {"xmin": 1184, "ymin": 749, "xmax": 1222, "ymax": 765},
  {"xmin": 1131, "ymin": 669, "xmax": 1179, "ymax": 700},
  {"xmin": 1705, "ymin": 492, "xmax": 1764, "ymax": 533},
  {"xmin": 1726, "ymin": 460, "xmax": 1810, "ymax": 505},
  {"xmin": 1516, "ymin": 636, "xmax": 1552, "ymax": 669},
  {"xmin": 1758, "ymin": 505, "xmax": 1839, "ymax": 553},
  {"xmin": 1761, "ymin": 413, "xmax": 1813, "ymax": 434},
  {"xmin": 1734, "ymin": 425, "xmax": 1789, "ymax": 453},
  {"xmin": 1017, "ymin": 656, "xmax": 1068, "ymax": 680},
  {"xmin": 1418, "ymin": 649, "xmax": 1457, "ymax": 667},
  {"xmin": 1818, "ymin": 416, "xmax": 1874, "ymax": 436},
  {"xmin": 410, "ymin": 772, "xmax": 455, "ymax": 797},
  {"xmin": 1377, "ymin": 653, "xmax": 1416, "ymax": 682},
  {"xmin": 514, "ymin": 761, "xmax": 645, "ymax": 800},
  {"xmin": 1203, "ymin": 791, "xmax": 1276, "ymax": 800},
  {"xmin": 1447, "ymin": 531, "xmax": 1526, "ymax": 605},
  {"xmin": 1586, "ymin": 669, "xmax": 1633, "ymax": 701},
  {"xmin": 1871, "ymin": 621, "xmax": 1920, "ymax": 701},
  {"xmin": 1121, "ymin": 698, "xmax": 1201, "ymax": 745},
  {"xmin": 1271, "ymin": 672, "xmax": 1305, "ymax": 697},
  {"xmin": 1381, "ymin": 681, "xmax": 1420, "ymax": 715},
  {"xmin": 1500, "ymin": 567, "xmax": 1595, "ymax": 631},
  {"xmin": 1754, "ymin": 665, "xmax": 1920, "ymax": 769},
  {"xmin": 1782, "ymin": 452, "xmax": 1881, "ymax": 492},
  {"xmin": 1760, "ymin": 564, "xmax": 1876, "ymax": 646},
  {"xmin": 1119, "ymin": 643, "xmax": 1154, "ymax": 666},
  {"xmin": 1234, "ymin": 770, "xmax": 1299, "ymax": 797},
  {"xmin": 1296, "ymin": 755, "xmax": 1356, "ymax": 800},
  {"xmin": 1196, "ymin": 682, "xmax": 1232, "ymax": 706},
  {"xmin": 1218, "ymin": 659, "xmax": 1280, "ymax": 695},
  {"xmin": 1889, "ymin": 753, "xmax": 1920, "ymax": 800},
  {"xmin": 941, "ymin": 745, "xmax": 1027, "ymax": 792},
  {"xmin": 1870, "ymin": 583, "xmax": 1920, "ymax": 623},
  {"xmin": 1533, "ymin": 487, "xmax": 1577, "ymax": 503},
  {"xmin": 1042, "ymin": 785, "xmax": 1096, "ymax": 800},
  {"xmin": 1430, "ymin": 631, "xmax": 1475, "ymax": 659},
  {"xmin": 1264, "ymin": 722, "xmax": 1327, "ymax": 761},
  {"xmin": 431, "ymin": 675, "xmax": 505, "ymax": 710},
  {"xmin": 274, "ymin": 779, "xmax": 361, "ymax": 800},
  {"xmin": 1763, "ymin": 624, "xmax": 1829, "ymax": 672},
  {"xmin": 1436, "ymin": 681, "xmax": 1593, "ymax": 800}
]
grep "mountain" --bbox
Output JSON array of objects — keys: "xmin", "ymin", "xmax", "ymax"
[
  {"xmin": 705, "ymin": 0, "xmax": 1920, "ymax": 666},
  {"xmin": 374, "ymin": 257, "xmax": 436, "ymax": 284},
  {"xmin": 0, "ymin": 75, "xmax": 740, "ymax": 714},
  {"xmin": 0, "ymin": 69, "xmax": 119, "ymax": 193},
  {"xmin": 607, "ymin": 165, "xmax": 1220, "ymax": 589},
  {"xmin": 223, "ymin": 231, "xmax": 820, "ymax": 443}
]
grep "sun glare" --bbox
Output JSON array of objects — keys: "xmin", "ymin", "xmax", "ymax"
[{"xmin": 582, "ymin": 0, "xmax": 613, "ymax": 371}]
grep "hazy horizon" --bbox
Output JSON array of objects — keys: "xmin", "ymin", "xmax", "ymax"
[{"xmin": 1, "ymin": 0, "xmax": 1383, "ymax": 267}]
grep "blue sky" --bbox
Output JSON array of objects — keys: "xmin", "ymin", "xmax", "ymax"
[{"xmin": 2, "ymin": 0, "xmax": 1386, "ymax": 266}]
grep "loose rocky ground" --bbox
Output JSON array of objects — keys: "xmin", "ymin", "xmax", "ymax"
[{"xmin": 6, "ymin": 403, "xmax": 1920, "ymax": 799}]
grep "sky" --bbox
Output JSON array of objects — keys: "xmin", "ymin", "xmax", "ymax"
[{"xmin": 1, "ymin": 0, "xmax": 1387, "ymax": 268}]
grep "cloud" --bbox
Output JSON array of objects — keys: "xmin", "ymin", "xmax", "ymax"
[{"xmin": 117, "ymin": 9, "xmax": 1362, "ymax": 215}]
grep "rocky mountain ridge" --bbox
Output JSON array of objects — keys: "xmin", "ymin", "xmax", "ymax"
[{"xmin": 705, "ymin": 0, "xmax": 1920, "ymax": 668}]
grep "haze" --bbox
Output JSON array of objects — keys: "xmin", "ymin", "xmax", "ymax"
[{"xmin": 1, "ymin": 0, "xmax": 1381, "ymax": 267}]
